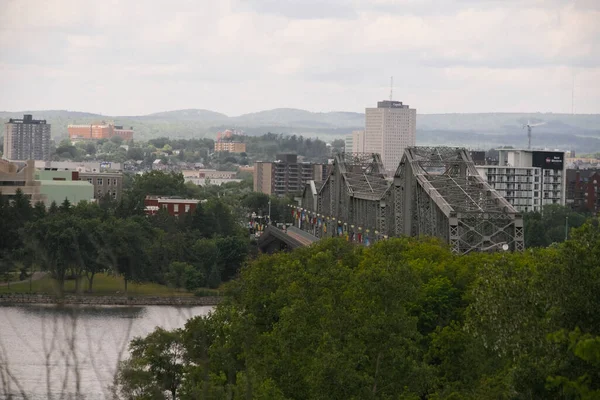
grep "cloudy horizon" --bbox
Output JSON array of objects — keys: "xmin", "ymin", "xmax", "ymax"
[{"xmin": 0, "ymin": 0, "xmax": 599, "ymax": 116}]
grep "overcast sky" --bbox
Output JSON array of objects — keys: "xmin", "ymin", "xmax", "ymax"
[{"xmin": 0, "ymin": 0, "xmax": 598, "ymax": 116}]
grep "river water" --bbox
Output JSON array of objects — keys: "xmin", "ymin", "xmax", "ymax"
[{"xmin": 0, "ymin": 304, "xmax": 213, "ymax": 399}]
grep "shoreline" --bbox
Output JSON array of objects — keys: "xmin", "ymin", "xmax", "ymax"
[{"xmin": 0, "ymin": 293, "xmax": 222, "ymax": 306}]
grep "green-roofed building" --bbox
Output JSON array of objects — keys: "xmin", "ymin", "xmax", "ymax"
[
  {"xmin": 34, "ymin": 170, "xmax": 94, "ymax": 206},
  {"xmin": 39, "ymin": 180, "xmax": 94, "ymax": 205}
]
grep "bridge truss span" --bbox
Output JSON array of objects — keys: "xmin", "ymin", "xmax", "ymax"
[
  {"xmin": 296, "ymin": 147, "xmax": 524, "ymax": 254},
  {"xmin": 396, "ymin": 147, "xmax": 524, "ymax": 254}
]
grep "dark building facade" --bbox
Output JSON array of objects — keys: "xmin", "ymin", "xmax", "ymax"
[
  {"xmin": 254, "ymin": 154, "xmax": 327, "ymax": 196},
  {"xmin": 79, "ymin": 172, "xmax": 123, "ymax": 201},
  {"xmin": 566, "ymin": 169, "xmax": 600, "ymax": 213}
]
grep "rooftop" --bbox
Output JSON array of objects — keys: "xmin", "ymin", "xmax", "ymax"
[
  {"xmin": 8, "ymin": 114, "xmax": 47, "ymax": 125},
  {"xmin": 39, "ymin": 180, "xmax": 93, "ymax": 186}
]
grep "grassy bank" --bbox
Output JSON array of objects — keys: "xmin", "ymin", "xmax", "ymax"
[{"xmin": 0, "ymin": 273, "xmax": 194, "ymax": 297}]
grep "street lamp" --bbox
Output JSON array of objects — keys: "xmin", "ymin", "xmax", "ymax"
[
  {"xmin": 268, "ymin": 198, "xmax": 271, "ymax": 224},
  {"xmin": 480, "ymin": 242, "xmax": 509, "ymax": 252}
]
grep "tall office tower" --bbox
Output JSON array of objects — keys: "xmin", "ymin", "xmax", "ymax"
[
  {"xmin": 3, "ymin": 115, "xmax": 51, "ymax": 161},
  {"xmin": 365, "ymin": 100, "xmax": 416, "ymax": 173}
]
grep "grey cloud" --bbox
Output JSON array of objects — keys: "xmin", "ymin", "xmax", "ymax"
[
  {"xmin": 0, "ymin": 0, "xmax": 598, "ymax": 115},
  {"xmin": 237, "ymin": 0, "xmax": 357, "ymax": 19}
]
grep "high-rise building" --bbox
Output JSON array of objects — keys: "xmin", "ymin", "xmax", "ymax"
[
  {"xmin": 477, "ymin": 149, "xmax": 566, "ymax": 213},
  {"xmin": 364, "ymin": 101, "xmax": 416, "ymax": 173},
  {"xmin": 3, "ymin": 115, "xmax": 51, "ymax": 161},
  {"xmin": 254, "ymin": 154, "xmax": 327, "ymax": 196}
]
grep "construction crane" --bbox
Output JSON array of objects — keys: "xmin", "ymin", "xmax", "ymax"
[{"xmin": 523, "ymin": 121, "xmax": 546, "ymax": 150}]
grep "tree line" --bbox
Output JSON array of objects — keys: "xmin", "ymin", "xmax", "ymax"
[
  {"xmin": 116, "ymin": 220, "xmax": 600, "ymax": 399},
  {"xmin": 0, "ymin": 171, "xmax": 294, "ymax": 294},
  {"xmin": 49, "ymin": 133, "xmax": 332, "ymax": 168}
]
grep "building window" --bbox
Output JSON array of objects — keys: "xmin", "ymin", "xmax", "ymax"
[
  {"xmin": 107, "ymin": 179, "xmax": 111, "ymax": 185},
  {"xmin": 112, "ymin": 192, "xmax": 117, "ymax": 199},
  {"xmin": 185, "ymin": 204, "xmax": 190, "ymax": 212},
  {"xmin": 174, "ymin": 204, "xmax": 179, "ymax": 213},
  {"xmin": 97, "ymin": 178, "xmax": 103, "ymax": 185},
  {"xmin": 113, "ymin": 179, "xmax": 117, "ymax": 185},
  {"xmin": 162, "ymin": 204, "xmax": 168, "ymax": 209},
  {"xmin": 87, "ymin": 178, "xmax": 92, "ymax": 184}
]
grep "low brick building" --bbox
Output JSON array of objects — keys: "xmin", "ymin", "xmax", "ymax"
[
  {"xmin": 144, "ymin": 196, "xmax": 203, "ymax": 216},
  {"xmin": 566, "ymin": 169, "xmax": 600, "ymax": 213}
]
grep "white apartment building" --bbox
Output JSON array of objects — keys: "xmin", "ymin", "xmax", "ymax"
[
  {"xmin": 476, "ymin": 149, "xmax": 566, "ymax": 213},
  {"xmin": 344, "ymin": 134, "xmax": 353, "ymax": 153},
  {"xmin": 351, "ymin": 130, "xmax": 366, "ymax": 153},
  {"xmin": 365, "ymin": 101, "xmax": 416, "ymax": 173}
]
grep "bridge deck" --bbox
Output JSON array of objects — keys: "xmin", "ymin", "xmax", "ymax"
[{"xmin": 257, "ymin": 225, "xmax": 318, "ymax": 253}]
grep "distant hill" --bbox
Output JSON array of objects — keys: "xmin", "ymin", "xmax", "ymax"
[
  {"xmin": 232, "ymin": 108, "xmax": 364, "ymax": 129},
  {"xmin": 140, "ymin": 109, "xmax": 229, "ymax": 122},
  {"xmin": 0, "ymin": 110, "xmax": 104, "ymax": 119},
  {"xmin": 1, "ymin": 108, "xmax": 599, "ymax": 152}
]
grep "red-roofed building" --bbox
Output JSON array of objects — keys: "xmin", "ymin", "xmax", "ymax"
[{"xmin": 144, "ymin": 196, "xmax": 203, "ymax": 216}]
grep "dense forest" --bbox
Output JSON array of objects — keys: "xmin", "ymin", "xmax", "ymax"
[{"xmin": 115, "ymin": 221, "xmax": 600, "ymax": 399}]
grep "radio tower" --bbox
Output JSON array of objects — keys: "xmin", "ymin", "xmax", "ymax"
[{"xmin": 389, "ymin": 76, "xmax": 394, "ymax": 101}]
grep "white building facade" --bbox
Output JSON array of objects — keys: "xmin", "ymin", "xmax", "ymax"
[
  {"xmin": 364, "ymin": 101, "xmax": 416, "ymax": 173},
  {"xmin": 344, "ymin": 134, "xmax": 353, "ymax": 153},
  {"xmin": 476, "ymin": 149, "xmax": 566, "ymax": 213},
  {"xmin": 351, "ymin": 130, "xmax": 366, "ymax": 153}
]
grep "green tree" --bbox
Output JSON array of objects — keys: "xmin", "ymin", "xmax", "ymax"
[
  {"xmin": 59, "ymin": 198, "xmax": 72, "ymax": 213},
  {"xmin": 165, "ymin": 261, "xmax": 189, "ymax": 290},
  {"xmin": 103, "ymin": 217, "xmax": 153, "ymax": 293},
  {"xmin": 32, "ymin": 201, "xmax": 47, "ymax": 220},
  {"xmin": 84, "ymin": 142, "xmax": 97, "ymax": 155},
  {"xmin": 215, "ymin": 236, "xmax": 248, "ymax": 282},
  {"xmin": 523, "ymin": 204, "xmax": 588, "ymax": 247},
  {"xmin": 131, "ymin": 171, "xmax": 189, "ymax": 199},
  {"xmin": 117, "ymin": 328, "xmax": 186, "ymax": 400},
  {"xmin": 206, "ymin": 264, "xmax": 221, "ymax": 289},
  {"xmin": 24, "ymin": 214, "xmax": 82, "ymax": 294},
  {"xmin": 205, "ymin": 199, "xmax": 237, "ymax": 237},
  {"xmin": 48, "ymin": 201, "xmax": 59, "ymax": 215},
  {"xmin": 127, "ymin": 147, "xmax": 145, "ymax": 160},
  {"xmin": 547, "ymin": 328, "xmax": 600, "ymax": 399},
  {"xmin": 184, "ymin": 264, "xmax": 205, "ymax": 291}
]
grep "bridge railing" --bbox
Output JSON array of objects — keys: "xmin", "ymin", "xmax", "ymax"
[{"xmin": 288, "ymin": 205, "xmax": 389, "ymax": 246}]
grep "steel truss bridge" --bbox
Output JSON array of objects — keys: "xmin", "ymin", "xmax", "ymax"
[{"xmin": 296, "ymin": 147, "xmax": 524, "ymax": 254}]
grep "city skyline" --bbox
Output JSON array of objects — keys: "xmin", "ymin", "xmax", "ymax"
[{"xmin": 0, "ymin": 0, "xmax": 598, "ymax": 116}]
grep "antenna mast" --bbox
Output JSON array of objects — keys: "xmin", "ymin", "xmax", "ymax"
[{"xmin": 389, "ymin": 76, "xmax": 393, "ymax": 101}]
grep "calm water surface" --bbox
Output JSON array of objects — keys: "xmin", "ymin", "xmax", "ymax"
[{"xmin": 0, "ymin": 304, "xmax": 213, "ymax": 399}]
